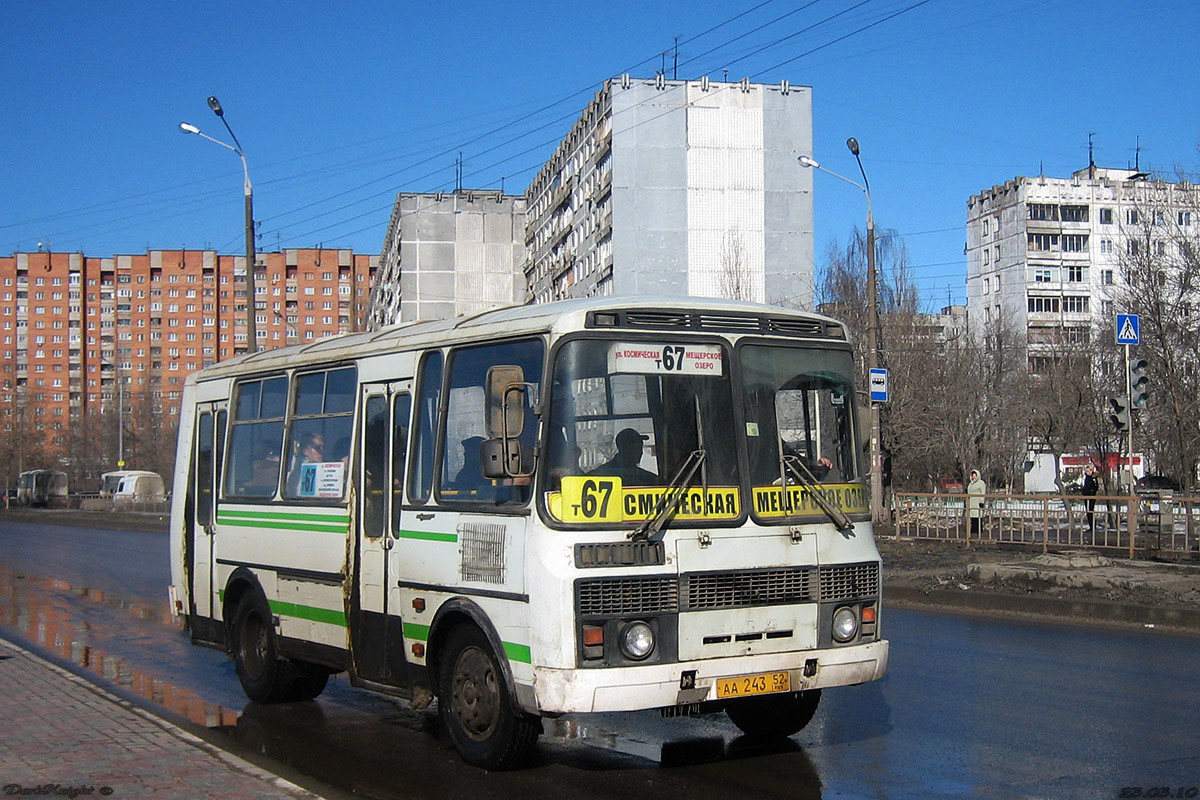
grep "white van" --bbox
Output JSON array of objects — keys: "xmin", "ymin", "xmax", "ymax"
[{"xmin": 103, "ymin": 470, "xmax": 166, "ymax": 508}]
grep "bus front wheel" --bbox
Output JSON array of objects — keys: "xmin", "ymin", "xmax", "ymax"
[
  {"xmin": 724, "ymin": 688, "xmax": 822, "ymax": 738},
  {"xmin": 437, "ymin": 625, "xmax": 540, "ymax": 769}
]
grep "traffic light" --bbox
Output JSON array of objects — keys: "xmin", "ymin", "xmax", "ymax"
[
  {"xmin": 1108, "ymin": 395, "xmax": 1130, "ymax": 432},
  {"xmin": 1129, "ymin": 358, "xmax": 1149, "ymax": 408}
]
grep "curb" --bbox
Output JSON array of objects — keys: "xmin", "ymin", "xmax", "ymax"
[
  {"xmin": 0, "ymin": 633, "xmax": 323, "ymax": 798},
  {"xmin": 887, "ymin": 585, "xmax": 1200, "ymax": 634}
]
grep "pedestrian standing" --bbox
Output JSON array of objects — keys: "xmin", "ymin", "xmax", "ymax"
[
  {"xmin": 1082, "ymin": 463, "xmax": 1099, "ymax": 540},
  {"xmin": 966, "ymin": 469, "xmax": 986, "ymax": 537}
]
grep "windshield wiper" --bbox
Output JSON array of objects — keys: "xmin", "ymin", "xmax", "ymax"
[
  {"xmin": 781, "ymin": 455, "xmax": 855, "ymax": 533},
  {"xmin": 629, "ymin": 449, "xmax": 707, "ymax": 542}
]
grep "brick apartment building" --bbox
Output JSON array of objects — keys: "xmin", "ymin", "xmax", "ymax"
[{"xmin": 0, "ymin": 248, "xmax": 377, "ymax": 486}]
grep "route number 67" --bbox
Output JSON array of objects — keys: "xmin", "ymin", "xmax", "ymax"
[{"xmin": 576, "ymin": 479, "xmax": 615, "ymax": 518}]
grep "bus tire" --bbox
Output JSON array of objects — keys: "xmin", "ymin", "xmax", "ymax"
[
  {"xmin": 437, "ymin": 625, "xmax": 540, "ymax": 769},
  {"xmin": 288, "ymin": 660, "xmax": 330, "ymax": 701},
  {"xmin": 232, "ymin": 592, "xmax": 297, "ymax": 704},
  {"xmin": 724, "ymin": 688, "xmax": 822, "ymax": 739}
]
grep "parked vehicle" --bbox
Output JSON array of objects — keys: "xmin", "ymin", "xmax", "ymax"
[
  {"xmin": 16, "ymin": 470, "xmax": 68, "ymax": 507},
  {"xmin": 1135, "ymin": 475, "xmax": 1181, "ymax": 492},
  {"xmin": 102, "ymin": 470, "xmax": 166, "ymax": 508}
]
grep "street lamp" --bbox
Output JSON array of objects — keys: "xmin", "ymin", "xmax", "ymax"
[
  {"xmin": 179, "ymin": 96, "xmax": 258, "ymax": 353},
  {"xmin": 799, "ymin": 141, "xmax": 884, "ymax": 525}
]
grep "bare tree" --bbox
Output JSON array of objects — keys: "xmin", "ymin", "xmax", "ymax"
[
  {"xmin": 718, "ymin": 226, "xmax": 756, "ymax": 302},
  {"xmin": 1114, "ymin": 176, "xmax": 1200, "ymax": 485}
]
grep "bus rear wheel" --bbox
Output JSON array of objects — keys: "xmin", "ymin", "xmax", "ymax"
[
  {"xmin": 725, "ymin": 688, "xmax": 821, "ymax": 739},
  {"xmin": 437, "ymin": 625, "xmax": 540, "ymax": 769},
  {"xmin": 232, "ymin": 593, "xmax": 328, "ymax": 703}
]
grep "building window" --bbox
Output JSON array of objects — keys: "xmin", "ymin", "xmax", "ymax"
[
  {"xmin": 1179, "ymin": 211, "xmax": 1192, "ymax": 227},
  {"xmin": 1126, "ymin": 209, "xmax": 1139, "ymax": 225},
  {"xmin": 1060, "ymin": 205, "xmax": 1088, "ymax": 222},
  {"xmin": 1028, "ymin": 233, "xmax": 1058, "ymax": 251},
  {"xmin": 1103, "ymin": 270, "xmax": 1114, "ymax": 285},
  {"xmin": 1028, "ymin": 296, "xmax": 1060, "ymax": 313},
  {"xmin": 1033, "ymin": 268, "xmax": 1053, "ymax": 283},
  {"xmin": 1028, "ymin": 203, "xmax": 1059, "ymax": 221},
  {"xmin": 1062, "ymin": 234, "xmax": 1088, "ymax": 252},
  {"xmin": 1065, "ymin": 265, "xmax": 1084, "ymax": 282},
  {"xmin": 1100, "ymin": 239, "xmax": 1113, "ymax": 254},
  {"xmin": 1063, "ymin": 295, "xmax": 1089, "ymax": 313}
]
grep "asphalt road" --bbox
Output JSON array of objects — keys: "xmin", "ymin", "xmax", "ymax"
[{"xmin": 2, "ymin": 518, "xmax": 1198, "ymax": 799}]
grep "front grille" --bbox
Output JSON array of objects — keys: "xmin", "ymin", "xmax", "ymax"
[
  {"xmin": 577, "ymin": 575, "xmax": 679, "ymax": 615},
  {"xmin": 623, "ymin": 311, "xmax": 691, "ymax": 329},
  {"xmin": 767, "ymin": 318, "xmax": 828, "ymax": 337},
  {"xmin": 819, "ymin": 562, "xmax": 880, "ymax": 602},
  {"xmin": 684, "ymin": 568, "xmax": 815, "ymax": 610}
]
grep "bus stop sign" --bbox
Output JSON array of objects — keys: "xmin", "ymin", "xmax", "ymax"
[{"xmin": 869, "ymin": 368, "xmax": 889, "ymax": 403}]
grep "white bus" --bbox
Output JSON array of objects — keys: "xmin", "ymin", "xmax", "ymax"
[{"xmin": 169, "ymin": 297, "xmax": 888, "ymax": 769}]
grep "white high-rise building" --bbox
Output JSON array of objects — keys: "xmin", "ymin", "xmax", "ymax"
[
  {"xmin": 525, "ymin": 75, "xmax": 815, "ymax": 308},
  {"xmin": 966, "ymin": 165, "xmax": 1196, "ymax": 362}
]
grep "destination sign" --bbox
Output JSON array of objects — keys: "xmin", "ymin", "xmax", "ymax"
[
  {"xmin": 607, "ymin": 343, "xmax": 724, "ymax": 376},
  {"xmin": 550, "ymin": 476, "xmax": 740, "ymax": 523},
  {"xmin": 751, "ymin": 483, "xmax": 868, "ymax": 518}
]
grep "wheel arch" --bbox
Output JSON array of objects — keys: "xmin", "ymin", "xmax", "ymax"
[{"xmin": 426, "ymin": 598, "xmax": 529, "ymax": 716}]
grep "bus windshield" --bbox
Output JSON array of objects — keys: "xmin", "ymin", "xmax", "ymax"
[
  {"xmin": 740, "ymin": 343, "xmax": 865, "ymax": 521},
  {"xmin": 544, "ymin": 338, "xmax": 740, "ymax": 526}
]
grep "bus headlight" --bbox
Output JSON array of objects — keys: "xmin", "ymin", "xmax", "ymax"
[
  {"xmin": 620, "ymin": 621, "xmax": 655, "ymax": 660},
  {"xmin": 832, "ymin": 606, "xmax": 859, "ymax": 643}
]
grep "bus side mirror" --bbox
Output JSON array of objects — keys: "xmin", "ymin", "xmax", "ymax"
[{"xmin": 486, "ymin": 365, "xmax": 526, "ymax": 439}]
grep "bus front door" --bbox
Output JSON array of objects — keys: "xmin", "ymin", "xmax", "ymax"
[
  {"xmin": 354, "ymin": 383, "xmax": 412, "ymax": 685},
  {"xmin": 189, "ymin": 402, "xmax": 226, "ymax": 642}
]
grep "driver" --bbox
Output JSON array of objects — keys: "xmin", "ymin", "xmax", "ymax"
[{"xmin": 589, "ymin": 428, "xmax": 658, "ymax": 487}]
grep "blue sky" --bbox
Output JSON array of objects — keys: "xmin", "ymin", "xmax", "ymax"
[{"xmin": 2, "ymin": 0, "xmax": 1197, "ymax": 309}]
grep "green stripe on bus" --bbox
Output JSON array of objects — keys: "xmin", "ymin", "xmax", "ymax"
[
  {"xmin": 502, "ymin": 642, "xmax": 532, "ymax": 664},
  {"xmin": 217, "ymin": 510, "xmax": 349, "ymax": 523},
  {"xmin": 268, "ymin": 599, "xmax": 347, "ymax": 628},
  {"xmin": 402, "ymin": 623, "xmax": 530, "ymax": 664},
  {"xmin": 404, "ymin": 622, "xmax": 431, "ymax": 641},
  {"xmin": 396, "ymin": 529, "xmax": 457, "ymax": 543},
  {"xmin": 217, "ymin": 518, "xmax": 349, "ymax": 534}
]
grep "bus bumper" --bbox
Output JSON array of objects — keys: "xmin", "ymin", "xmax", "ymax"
[{"xmin": 529, "ymin": 638, "xmax": 888, "ymax": 714}]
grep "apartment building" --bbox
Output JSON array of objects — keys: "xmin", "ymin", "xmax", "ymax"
[
  {"xmin": 966, "ymin": 165, "xmax": 1196, "ymax": 358},
  {"xmin": 525, "ymin": 75, "xmax": 814, "ymax": 307},
  {"xmin": 369, "ymin": 191, "xmax": 526, "ymax": 328},
  {"xmin": 0, "ymin": 247, "xmax": 376, "ymax": 459}
]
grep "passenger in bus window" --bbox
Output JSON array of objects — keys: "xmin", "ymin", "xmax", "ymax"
[
  {"xmin": 286, "ymin": 432, "xmax": 324, "ymax": 495},
  {"xmin": 250, "ymin": 440, "xmax": 281, "ymax": 493},
  {"xmin": 447, "ymin": 436, "xmax": 488, "ymax": 497},
  {"xmin": 590, "ymin": 428, "xmax": 658, "ymax": 486}
]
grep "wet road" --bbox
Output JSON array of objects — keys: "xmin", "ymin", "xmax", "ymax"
[{"xmin": 2, "ymin": 518, "xmax": 1198, "ymax": 799}]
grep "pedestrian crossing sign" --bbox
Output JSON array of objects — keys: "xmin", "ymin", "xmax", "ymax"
[{"xmin": 1115, "ymin": 314, "xmax": 1140, "ymax": 345}]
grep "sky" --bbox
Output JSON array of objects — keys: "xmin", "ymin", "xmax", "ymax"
[{"xmin": 1, "ymin": 0, "xmax": 1197, "ymax": 310}]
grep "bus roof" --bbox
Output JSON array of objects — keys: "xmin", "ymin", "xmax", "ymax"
[{"xmin": 189, "ymin": 295, "xmax": 847, "ymax": 384}]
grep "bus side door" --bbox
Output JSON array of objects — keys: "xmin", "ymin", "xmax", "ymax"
[
  {"xmin": 189, "ymin": 401, "xmax": 226, "ymax": 641},
  {"xmin": 354, "ymin": 382, "xmax": 411, "ymax": 685}
]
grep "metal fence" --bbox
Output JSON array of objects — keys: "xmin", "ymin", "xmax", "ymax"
[{"xmin": 894, "ymin": 491, "xmax": 1200, "ymax": 558}]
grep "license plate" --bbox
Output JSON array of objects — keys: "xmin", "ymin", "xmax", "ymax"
[{"xmin": 715, "ymin": 670, "xmax": 791, "ymax": 699}]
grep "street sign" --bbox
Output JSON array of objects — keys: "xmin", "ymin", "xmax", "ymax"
[
  {"xmin": 869, "ymin": 368, "xmax": 889, "ymax": 403},
  {"xmin": 1116, "ymin": 313, "xmax": 1140, "ymax": 345}
]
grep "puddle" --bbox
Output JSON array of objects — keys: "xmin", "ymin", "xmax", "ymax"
[{"xmin": 0, "ymin": 565, "xmax": 238, "ymax": 729}]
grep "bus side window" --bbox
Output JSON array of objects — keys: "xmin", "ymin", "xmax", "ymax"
[
  {"xmin": 195, "ymin": 412, "xmax": 214, "ymax": 527},
  {"xmin": 409, "ymin": 352, "xmax": 443, "ymax": 504},
  {"xmin": 439, "ymin": 339, "xmax": 543, "ymax": 505},
  {"xmin": 391, "ymin": 393, "xmax": 411, "ymax": 530},
  {"xmin": 362, "ymin": 396, "xmax": 387, "ymax": 538},
  {"xmin": 227, "ymin": 376, "xmax": 287, "ymax": 498}
]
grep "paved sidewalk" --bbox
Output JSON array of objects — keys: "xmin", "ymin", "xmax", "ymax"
[{"xmin": 0, "ymin": 637, "xmax": 320, "ymax": 799}]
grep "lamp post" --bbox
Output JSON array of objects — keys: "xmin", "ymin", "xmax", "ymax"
[
  {"xmin": 799, "ymin": 142, "xmax": 885, "ymax": 525},
  {"xmin": 180, "ymin": 96, "xmax": 258, "ymax": 353}
]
